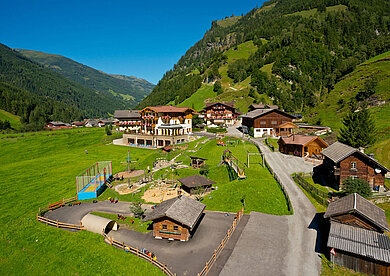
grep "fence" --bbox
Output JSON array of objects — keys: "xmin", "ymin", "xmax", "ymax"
[
  {"xmin": 76, "ymin": 161, "xmax": 112, "ymax": 193},
  {"xmin": 38, "ymin": 196, "xmax": 78, "ymax": 216},
  {"xmin": 265, "ymin": 138, "xmax": 275, "ymax": 152},
  {"xmin": 37, "ymin": 196, "xmax": 84, "ymax": 230},
  {"xmin": 197, "ymin": 207, "xmax": 245, "ymax": 276},
  {"xmin": 264, "ymin": 158, "xmax": 292, "ymax": 212},
  {"xmin": 293, "ymin": 173, "xmax": 330, "ymax": 206},
  {"xmin": 104, "ymin": 234, "xmax": 176, "ymax": 276}
]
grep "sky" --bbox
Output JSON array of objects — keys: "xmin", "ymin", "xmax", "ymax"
[{"xmin": 0, "ymin": 0, "xmax": 264, "ymax": 84}]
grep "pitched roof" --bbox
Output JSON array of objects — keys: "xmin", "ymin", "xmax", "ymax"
[
  {"xmin": 143, "ymin": 196, "xmax": 206, "ymax": 229},
  {"xmin": 142, "ymin": 106, "xmax": 194, "ymax": 113},
  {"xmin": 178, "ymin": 175, "xmax": 216, "ymax": 188},
  {"xmin": 114, "ymin": 110, "xmax": 141, "ymax": 119},
  {"xmin": 327, "ymin": 222, "xmax": 390, "ymax": 263},
  {"xmin": 279, "ymin": 135, "xmax": 327, "ymax": 147},
  {"xmin": 324, "ymin": 193, "xmax": 389, "ymax": 232},
  {"xmin": 189, "ymin": 156, "xmax": 207, "ymax": 161},
  {"xmin": 250, "ymin": 103, "xmax": 279, "ymax": 109},
  {"xmin": 321, "ymin": 142, "xmax": 389, "ymax": 172},
  {"xmin": 240, "ymin": 108, "xmax": 296, "ymax": 120},
  {"xmin": 205, "ymin": 102, "xmax": 235, "ymax": 108}
]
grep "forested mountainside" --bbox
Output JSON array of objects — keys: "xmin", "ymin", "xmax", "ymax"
[
  {"xmin": 17, "ymin": 49, "xmax": 154, "ymax": 108},
  {"xmin": 0, "ymin": 43, "xmax": 124, "ymax": 130},
  {"xmin": 138, "ymin": 0, "xmax": 390, "ymax": 112}
]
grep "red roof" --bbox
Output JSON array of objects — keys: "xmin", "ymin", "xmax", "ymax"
[
  {"xmin": 142, "ymin": 106, "xmax": 194, "ymax": 113},
  {"xmin": 279, "ymin": 135, "xmax": 325, "ymax": 146}
]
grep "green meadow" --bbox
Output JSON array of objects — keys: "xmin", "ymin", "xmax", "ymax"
[
  {"xmin": 0, "ymin": 109, "xmax": 22, "ymax": 130},
  {"xmin": 0, "ymin": 128, "xmax": 289, "ymax": 275}
]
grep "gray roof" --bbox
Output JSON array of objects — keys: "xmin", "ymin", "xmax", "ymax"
[
  {"xmin": 324, "ymin": 193, "xmax": 389, "ymax": 232},
  {"xmin": 114, "ymin": 110, "xmax": 141, "ymax": 119},
  {"xmin": 327, "ymin": 222, "xmax": 390, "ymax": 263},
  {"xmin": 321, "ymin": 142, "xmax": 389, "ymax": 172},
  {"xmin": 321, "ymin": 141, "xmax": 357, "ymax": 163},
  {"xmin": 240, "ymin": 108, "xmax": 296, "ymax": 119},
  {"xmin": 178, "ymin": 175, "xmax": 216, "ymax": 188},
  {"xmin": 143, "ymin": 196, "xmax": 206, "ymax": 229}
]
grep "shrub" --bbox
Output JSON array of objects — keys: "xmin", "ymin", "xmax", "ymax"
[{"xmin": 343, "ymin": 177, "xmax": 372, "ymax": 198}]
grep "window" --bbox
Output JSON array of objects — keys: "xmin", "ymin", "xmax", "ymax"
[
  {"xmin": 162, "ymin": 225, "xmax": 167, "ymax": 230},
  {"xmin": 260, "ymin": 121, "xmax": 266, "ymax": 125},
  {"xmin": 350, "ymin": 162, "xmax": 357, "ymax": 170},
  {"xmin": 271, "ymin": 121, "xmax": 277, "ymax": 125},
  {"xmin": 173, "ymin": 226, "xmax": 179, "ymax": 231}
]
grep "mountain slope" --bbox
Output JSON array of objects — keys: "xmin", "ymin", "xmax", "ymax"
[
  {"xmin": 17, "ymin": 49, "xmax": 154, "ymax": 108},
  {"xmin": 0, "ymin": 43, "xmax": 123, "ymax": 127},
  {"xmin": 138, "ymin": 0, "xmax": 390, "ymax": 112}
]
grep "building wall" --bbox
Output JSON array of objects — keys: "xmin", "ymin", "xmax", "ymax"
[
  {"xmin": 333, "ymin": 249, "xmax": 390, "ymax": 276},
  {"xmin": 252, "ymin": 111, "xmax": 293, "ymax": 129},
  {"xmin": 330, "ymin": 215, "xmax": 382, "ymax": 232},
  {"xmin": 339, "ymin": 153, "xmax": 386, "ymax": 189},
  {"xmin": 152, "ymin": 218, "xmax": 190, "ymax": 241}
]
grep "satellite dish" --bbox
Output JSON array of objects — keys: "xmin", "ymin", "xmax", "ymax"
[{"xmin": 375, "ymin": 168, "xmax": 381, "ymax": 174}]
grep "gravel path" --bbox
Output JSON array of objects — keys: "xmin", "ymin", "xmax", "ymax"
[{"xmin": 220, "ymin": 138, "xmax": 321, "ymax": 276}]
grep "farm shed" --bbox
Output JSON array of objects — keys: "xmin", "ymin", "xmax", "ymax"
[
  {"xmin": 177, "ymin": 175, "xmax": 216, "ymax": 195},
  {"xmin": 327, "ymin": 222, "xmax": 390, "ymax": 276},
  {"xmin": 143, "ymin": 196, "xmax": 205, "ymax": 241},
  {"xmin": 81, "ymin": 214, "xmax": 118, "ymax": 235},
  {"xmin": 278, "ymin": 134, "xmax": 327, "ymax": 158},
  {"xmin": 189, "ymin": 156, "xmax": 207, "ymax": 169},
  {"xmin": 324, "ymin": 193, "xmax": 389, "ymax": 233}
]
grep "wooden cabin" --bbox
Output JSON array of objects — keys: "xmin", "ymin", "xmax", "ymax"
[
  {"xmin": 177, "ymin": 175, "xmax": 216, "ymax": 195},
  {"xmin": 189, "ymin": 156, "xmax": 207, "ymax": 169},
  {"xmin": 278, "ymin": 134, "xmax": 328, "ymax": 158},
  {"xmin": 241, "ymin": 109, "xmax": 296, "ymax": 138},
  {"xmin": 321, "ymin": 142, "xmax": 389, "ymax": 191},
  {"xmin": 142, "ymin": 196, "xmax": 205, "ymax": 241},
  {"xmin": 324, "ymin": 193, "xmax": 389, "ymax": 233},
  {"xmin": 200, "ymin": 102, "xmax": 240, "ymax": 126},
  {"xmin": 248, "ymin": 103, "xmax": 279, "ymax": 111},
  {"xmin": 325, "ymin": 193, "xmax": 390, "ymax": 275}
]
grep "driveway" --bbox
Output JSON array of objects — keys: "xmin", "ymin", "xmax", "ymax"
[
  {"xmin": 220, "ymin": 139, "xmax": 321, "ymax": 276},
  {"xmin": 107, "ymin": 211, "xmax": 238, "ymax": 276}
]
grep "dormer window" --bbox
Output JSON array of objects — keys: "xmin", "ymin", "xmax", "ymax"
[{"xmin": 350, "ymin": 162, "xmax": 357, "ymax": 170}]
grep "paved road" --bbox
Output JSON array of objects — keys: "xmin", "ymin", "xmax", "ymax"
[
  {"xmin": 220, "ymin": 138, "xmax": 321, "ymax": 276},
  {"xmin": 107, "ymin": 211, "xmax": 235, "ymax": 276}
]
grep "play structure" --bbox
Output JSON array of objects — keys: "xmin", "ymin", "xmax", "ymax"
[
  {"xmin": 77, "ymin": 161, "xmax": 113, "ymax": 200},
  {"xmin": 220, "ymin": 149, "xmax": 246, "ymax": 180}
]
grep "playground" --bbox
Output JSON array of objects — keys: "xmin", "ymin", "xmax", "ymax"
[{"xmin": 77, "ymin": 161, "xmax": 113, "ymax": 200}]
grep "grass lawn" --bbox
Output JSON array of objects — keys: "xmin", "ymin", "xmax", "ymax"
[
  {"xmin": 285, "ymin": 4, "xmax": 347, "ymax": 18},
  {"xmin": 265, "ymin": 138, "xmax": 279, "ymax": 152},
  {"xmin": 293, "ymin": 179, "xmax": 327, "ymax": 213},
  {"xmin": 224, "ymin": 41, "xmax": 257, "ymax": 64},
  {"xmin": 178, "ymin": 84, "xmax": 216, "ymax": 111},
  {"xmin": 175, "ymin": 137, "xmax": 291, "ymax": 215},
  {"xmin": 0, "ymin": 109, "xmax": 22, "ymax": 130},
  {"xmin": 320, "ymin": 254, "xmax": 367, "ymax": 276},
  {"xmin": 90, "ymin": 212, "xmax": 152, "ymax": 233},
  {"xmin": 0, "ymin": 128, "xmax": 164, "ymax": 275}
]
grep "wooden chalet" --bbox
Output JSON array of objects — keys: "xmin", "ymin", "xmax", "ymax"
[
  {"xmin": 114, "ymin": 109, "xmax": 141, "ymax": 132},
  {"xmin": 241, "ymin": 109, "xmax": 296, "ymax": 138},
  {"xmin": 324, "ymin": 193, "xmax": 389, "ymax": 233},
  {"xmin": 200, "ymin": 102, "xmax": 240, "ymax": 126},
  {"xmin": 278, "ymin": 134, "xmax": 328, "ymax": 158},
  {"xmin": 177, "ymin": 175, "xmax": 216, "ymax": 195},
  {"xmin": 325, "ymin": 193, "xmax": 390, "ymax": 275},
  {"xmin": 71, "ymin": 121, "xmax": 85, "ymax": 128},
  {"xmin": 321, "ymin": 142, "xmax": 389, "ymax": 191},
  {"xmin": 143, "ymin": 196, "xmax": 205, "ymax": 241},
  {"xmin": 46, "ymin": 121, "xmax": 72, "ymax": 129},
  {"xmin": 189, "ymin": 156, "xmax": 207, "ymax": 169}
]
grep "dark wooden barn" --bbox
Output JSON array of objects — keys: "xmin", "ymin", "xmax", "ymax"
[
  {"xmin": 177, "ymin": 175, "xmax": 216, "ymax": 195},
  {"xmin": 321, "ymin": 142, "xmax": 389, "ymax": 191},
  {"xmin": 142, "ymin": 196, "xmax": 205, "ymax": 241},
  {"xmin": 325, "ymin": 193, "xmax": 390, "ymax": 275}
]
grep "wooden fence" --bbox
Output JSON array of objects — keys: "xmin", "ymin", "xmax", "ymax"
[
  {"xmin": 36, "ymin": 196, "xmax": 84, "ymax": 230},
  {"xmin": 197, "ymin": 207, "xmax": 245, "ymax": 276},
  {"xmin": 38, "ymin": 196, "xmax": 78, "ymax": 216},
  {"xmin": 293, "ymin": 173, "xmax": 330, "ymax": 206},
  {"xmin": 104, "ymin": 234, "xmax": 176, "ymax": 276},
  {"xmin": 37, "ymin": 215, "xmax": 84, "ymax": 230}
]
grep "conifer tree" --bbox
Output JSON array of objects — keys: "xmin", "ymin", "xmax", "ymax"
[{"xmin": 338, "ymin": 103, "xmax": 376, "ymax": 148}]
